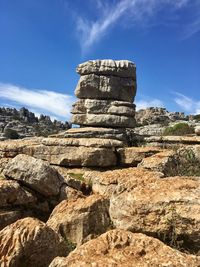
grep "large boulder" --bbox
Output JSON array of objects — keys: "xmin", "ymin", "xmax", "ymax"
[
  {"xmin": 110, "ymin": 176, "xmax": 200, "ymax": 253},
  {"xmin": 84, "ymin": 167, "xmax": 163, "ymax": 197},
  {"xmin": 3, "ymin": 154, "xmax": 63, "ymax": 197},
  {"xmin": 49, "ymin": 230, "xmax": 200, "ymax": 267},
  {"xmin": 0, "ymin": 217, "xmax": 67, "ymax": 267},
  {"xmin": 47, "ymin": 194, "xmax": 111, "ymax": 246}
]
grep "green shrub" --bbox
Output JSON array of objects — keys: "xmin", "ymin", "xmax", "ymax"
[
  {"xmin": 163, "ymin": 123, "xmax": 194, "ymax": 136},
  {"xmin": 4, "ymin": 128, "xmax": 20, "ymax": 139},
  {"xmin": 193, "ymin": 114, "xmax": 200, "ymax": 121}
]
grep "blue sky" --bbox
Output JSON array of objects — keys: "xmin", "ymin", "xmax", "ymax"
[{"xmin": 0, "ymin": 0, "xmax": 199, "ymax": 121}]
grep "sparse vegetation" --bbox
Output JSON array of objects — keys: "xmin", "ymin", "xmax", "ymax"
[
  {"xmin": 4, "ymin": 128, "xmax": 20, "ymax": 139},
  {"xmin": 68, "ymin": 172, "xmax": 85, "ymax": 182},
  {"xmin": 163, "ymin": 123, "xmax": 194, "ymax": 136}
]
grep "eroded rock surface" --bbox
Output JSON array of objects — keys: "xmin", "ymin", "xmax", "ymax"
[
  {"xmin": 0, "ymin": 217, "xmax": 67, "ymax": 267},
  {"xmin": 3, "ymin": 154, "xmax": 63, "ymax": 197},
  {"xmin": 49, "ymin": 230, "xmax": 200, "ymax": 267},
  {"xmin": 110, "ymin": 176, "xmax": 200, "ymax": 253},
  {"xmin": 47, "ymin": 194, "xmax": 111, "ymax": 246}
]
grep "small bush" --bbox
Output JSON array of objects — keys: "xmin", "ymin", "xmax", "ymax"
[
  {"xmin": 163, "ymin": 123, "xmax": 194, "ymax": 136},
  {"xmin": 4, "ymin": 128, "xmax": 20, "ymax": 139},
  {"xmin": 193, "ymin": 114, "xmax": 200, "ymax": 121}
]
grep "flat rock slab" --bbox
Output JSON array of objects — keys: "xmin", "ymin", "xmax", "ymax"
[
  {"xmin": 42, "ymin": 137, "xmax": 124, "ymax": 148},
  {"xmin": 71, "ymin": 113, "xmax": 135, "ymax": 128},
  {"xmin": 76, "ymin": 59, "xmax": 136, "ymax": 78},
  {"xmin": 75, "ymin": 74, "xmax": 136, "ymax": 102},
  {"xmin": 0, "ymin": 217, "xmax": 67, "ymax": 267},
  {"xmin": 53, "ymin": 127, "xmax": 129, "ymax": 142},
  {"xmin": 49, "ymin": 230, "xmax": 200, "ymax": 267},
  {"xmin": 145, "ymin": 135, "xmax": 200, "ymax": 145}
]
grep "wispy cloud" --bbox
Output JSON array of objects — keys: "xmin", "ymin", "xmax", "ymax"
[
  {"xmin": 135, "ymin": 97, "xmax": 164, "ymax": 111},
  {"xmin": 0, "ymin": 83, "xmax": 75, "ymax": 121},
  {"xmin": 174, "ymin": 92, "xmax": 200, "ymax": 114},
  {"xmin": 75, "ymin": 0, "xmax": 189, "ymax": 52}
]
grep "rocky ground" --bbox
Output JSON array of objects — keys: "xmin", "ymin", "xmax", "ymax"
[
  {"xmin": 0, "ymin": 107, "xmax": 70, "ymax": 140},
  {"xmin": 0, "ymin": 135, "xmax": 200, "ymax": 266}
]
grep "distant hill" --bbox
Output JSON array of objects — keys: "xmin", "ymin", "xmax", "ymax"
[{"xmin": 0, "ymin": 107, "xmax": 70, "ymax": 140}]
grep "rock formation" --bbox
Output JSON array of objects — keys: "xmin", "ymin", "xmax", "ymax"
[
  {"xmin": 0, "ymin": 107, "xmax": 70, "ymax": 140},
  {"xmin": 70, "ymin": 59, "xmax": 136, "ymax": 140},
  {"xmin": 0, "ymin": 59, "xmax": 200, "ymax": 266}
]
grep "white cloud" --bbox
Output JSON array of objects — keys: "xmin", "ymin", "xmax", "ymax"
[
  {"xmin": 135, "ymin": 98, "xmax": 164, "ymax": 111},
  {"xmin": 174, "ymin": 92, "xmax": 200, "ymax": 114},
  {"xmin": 75, "ymin": 0, "xmax": 189, "ymax": 52},
  {"xmin": 0, "ymin": 83, "xmax": 75, "ymax": 121}
]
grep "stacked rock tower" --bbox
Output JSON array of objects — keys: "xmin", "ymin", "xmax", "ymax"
[
  {"xmin": 50, "ymin": 59, "xmax": 137, "ymax": 167},
  {"xmin": 71, "ymin": 59, "xmax": 136, "ymax": 129}
]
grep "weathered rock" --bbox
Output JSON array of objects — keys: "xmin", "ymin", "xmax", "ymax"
[
  {"xmin": 117, "ymin": 147, "xmax": 162, "ymax": 166},
  {"xmin": 84, "ymin": 167, "xmax": 163, "ymax": 197},
  {"xmin": 0, "ymin": 210, "xmax": 26, "ymax": 231},
  {"xmin": 3, "ymin": 154, "xmax": 63, "ymax": 196},
  {"xmin": 72, "ymin": 99, "xmax": 135, "ymax": 116},
  {"xmin": 42, "ymin": 137, "xmax": 124, "ymax": 148},
  {"xmin": 47, "ymin": 195, "xmax": 111, "ymax": 246},
  {"xmin": 0, "ymin": 179, "xmax": 36, "ymax": 207},
  {"xmin": 0, "ymin": 107, "xmax": 69, "ymax": 140},
  {"xmin": 71, "ymin": 113, "xmax": 135, "ymax": 128},
  {"xmin": 75, "ymin": 74, "xmax": 136, "ymax": 103},
  {"xmin": 138, "ymin": 150, "xmax": 177, "ymax": 175},
  {"xmin": 195, "ymin": 126, "xmax": 200, "ymax": 136},
  {"xmin": 110, "ymin": 176, "xmax": 200, "ymax": 253},
  {"xmin": 77, "ymin": 59, "xmax": 136, "ymax": 78},
  {"xmin": 32, "ymin": 145, "xmax": 117, "ymax": 167},
  {"xmin": 0, "ymin": 138, "xmax": 41, "ymax": 158},
  {"xmin": 53, "ymin": 127, "xmax": 128, "ymax": 142},
  {"xmin": 49, "ymin": 230, "xmax": 200, "ymax": 267},
  {"xmin": 0, "ymin": 217, "xmax": 67, "ymax": 267}
]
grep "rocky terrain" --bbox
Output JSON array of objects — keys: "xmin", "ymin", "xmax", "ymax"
[
  {"xmin": 135, "ymin": 107, "xmax": 200, "ymax": 136},
  {"xmin": 0, "ymin": 60, "xmax": 199, "ymax": 267},
  {"xmin": 0, "ymin": 107, "xmax": 70, "ymax": 140}
]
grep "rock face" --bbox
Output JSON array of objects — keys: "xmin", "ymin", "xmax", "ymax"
[
  {"xmin": 0, "ymin": 217, "xmax": 67, "ymax": 267},
  {"xmin": 71, "ymin": 59, "xmax": 136, "ymax": 129},
  {"xmin": 0, "ymin": 107, "xmax": 70, "ymax": 140},
  {"xmin": 110, "ymin": 176, "xmax": 200, "ymax": 253},
  {"xmin": 47, "ymin": 195, "xmax": 111, "ymax": 246},
  {"xmin": 3, "ymin": 154, "xmax": 63, "ymax": 197},
  {"xmin": 49, "ymin": 230, "xmax": 200, "ymax": 267}
]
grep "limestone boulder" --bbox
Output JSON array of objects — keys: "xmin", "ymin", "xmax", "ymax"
[
  {"xmin": 195, "ymin": 126, "xmax": 200, "ymax": 136},
  {"xmin": 84, "ymin": 167, "xmax": 163, "ymax": 197},
  {"xmin": 49, "ymin": 230, "xmax": 200, "ymax": 267},
  {"xmin": 32, "ymin": 145, "xmax": 117, "ymax": 167},
  {"xmin": 76, "ymin": 59, "xmax": 136, "ymax": 78},
  {"xmin": 117, "ymin": 147, "xmax": 162, "ymax": 166},
  {"xmin": 75, "ymin": 74, "xmax": 136, "ymax": 102},
  {"xmin": 47, "ymin": 194, "xmax": 111, "ymax": 246},
  {"xmin": 110, "ymin": 176, "xmax": 200, "ymax": 253},
  {"xmin": 3, "ymin": 154, "xmax": 63, "ymax": 196},
  {"xmin": 0, "ymin": 179, "xmax": 36, "ymax": 207},
  {"xmin": 138, "ymin": 150, "xmax": 177, "ymax": 175},
  {"xmin": 0, "ymin": 217, "xmax": 67, "ymax": 267},
  {"xmin": 71, "ymin": 113, "xmax": 135, "ymax": 128},
  {"xmin": 72, "ymin": 99, "xmax": 135, "ymax": 116}
]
